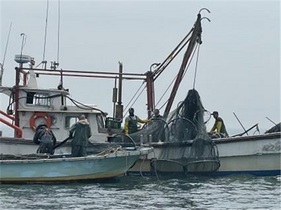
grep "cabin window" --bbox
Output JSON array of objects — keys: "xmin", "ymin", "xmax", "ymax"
[
  {"xmin": 26, "ymin": 92, "xmax": 50, "ymax": 106},
  {"xmin": 96, "ymin": 114, "xmax": 105, "ymax": 129},
  {"xmin": 65, "ymin": 116, "xmax": 79, "ymax": 129},
  {"xmin": 26, "ymin": 92, "xmax": 35, "ymax": 104}
]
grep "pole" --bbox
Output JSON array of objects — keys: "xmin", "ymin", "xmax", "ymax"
[
  {"xmin": 233, "ymin": 112, "xmax": 248, "ymax": 135},
  {"xmin": 265, "ymin": 117, "xmax": 277, "ymax": 125}
]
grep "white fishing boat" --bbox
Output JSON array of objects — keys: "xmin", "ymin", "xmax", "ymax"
[
  {"xmin": 0, "ymin": 9, "xmax": 280, "ymax": 177},
  {"xmin": 0, "ymin": 146, "xmax": 152, "ymax": 183},
  {"xmin": 142, "ymin": 131, "xmax": 281, "ymax": 176}
]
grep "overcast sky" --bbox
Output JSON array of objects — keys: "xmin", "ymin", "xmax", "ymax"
[{"xmin": 1, "ymin": 0, "xmax": 280, "ymax": 134}]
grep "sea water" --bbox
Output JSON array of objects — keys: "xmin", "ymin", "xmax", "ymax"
[{"xmin": 0, "ymin": 175, "xmax": 280, "ymax": 210}]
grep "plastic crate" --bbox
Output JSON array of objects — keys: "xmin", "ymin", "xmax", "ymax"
[{"xmin": 105, "ymin": 117, "xmax": 121, "ymax": 129}]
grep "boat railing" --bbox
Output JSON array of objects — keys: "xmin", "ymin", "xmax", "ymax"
[
  {"xmin": 0, "ymin": 110, "xmax": 22, "ymax": 138},
  {"xmin": 232, "ymin": 123, "xmax": 259, "ymax": 137}
]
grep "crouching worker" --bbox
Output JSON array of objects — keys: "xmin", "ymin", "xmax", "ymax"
[
  {"xmin": 33, "ymin": 124, "xmax": 57, "ymax": 155},
  {"xmin": 69, "ymin": 114, "xmax": 92, "ymax": 157},
  {"xmin": 208, "ymin": 111, "xmax": 228, "ymax": 138}
]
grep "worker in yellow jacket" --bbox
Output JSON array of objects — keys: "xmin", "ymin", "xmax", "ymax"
[
  {"xmin": 124, "ymin": 108, "xmax": 149, "ymax": 135},
  {"xmin": 209, "ymin": 111, "xmax": 228, "ymax": 138}
]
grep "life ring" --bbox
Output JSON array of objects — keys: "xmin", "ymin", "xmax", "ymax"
[{"xmin": 29, "ymin": 112, "xmax": 52, "ymax": 131}]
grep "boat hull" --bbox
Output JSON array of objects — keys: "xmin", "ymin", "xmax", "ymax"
[
  {"xmin": 0, "ymin": 148, "xmax": 152, "ymax": 183},
  {"xmin": 130, "ymin": 132, "xmax": 281, "ymax": 176},
  {"xmin": 1, "ymin": 133, "xmax": 280, "ymax": 176},
  {"xmin": 213, "ymin": 133, "xmax": 280, "ymax": 175}
]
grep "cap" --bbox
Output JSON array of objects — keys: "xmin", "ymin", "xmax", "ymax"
[
  {"xmin": 211, "ymin": 111, "xmax": 218, "ymax": 115},
  {"xmin": 153, "ymin": 109, "xmax": 160, "ymax": 115}
]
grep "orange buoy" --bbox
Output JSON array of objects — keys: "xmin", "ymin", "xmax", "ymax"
[{"xmin": 29, "ymin": 112, "xmax": 51, "ymax": 131}]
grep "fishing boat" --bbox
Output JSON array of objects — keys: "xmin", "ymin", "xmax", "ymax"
[
  {"xmin": 0, "ymin": 9, "xmax": 280, "ymax": 177},
  {"xmin": 117, "ymin": 88, "xmax": 281, "ymax": 176},
  {"xmin": 0, "ymin": 146, "xmax": 152, "ymax": 183},
  {"xmin": 144, "ymin": 131, "xmax": 281, "ymax": 176}
]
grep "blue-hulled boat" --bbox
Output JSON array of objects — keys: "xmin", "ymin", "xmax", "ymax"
[{"xmin": 0, "ymin": 146, "xmax": 152, "ymax": 183}]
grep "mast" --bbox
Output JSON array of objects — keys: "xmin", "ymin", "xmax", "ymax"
[
  {"xmin": 14, "ymin": 65, "xmax": 21, "ymax": 137},
  {"xmin": 163, "ymin": 13, "xmax": 203, "ymax": 118},
  {"xmin": 115, "ymin": 62, "xmax": 124, "ymax": 119},
  {"xmin": 146, "ymin": 70, "xmax": 155, "ymax": 118}
]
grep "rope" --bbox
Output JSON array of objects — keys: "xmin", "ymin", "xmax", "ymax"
[
  {"xmin": 155, "ymin": 42, "xmax": 199, "ymax": 110},
  {"xmin": 193, "ymin": 44, "xmax": 201, "ymax": 89},
  {"xmin": 152, "ymin": 151, "xmax": 160, "ymax": 181},
  {"xmin": 95, "ymin": 146, "xmax": 122, "ymax": 156},
  {"xmin": 66, "ymin": 95, "xmax": 106, "ymax": 114},
  {"xmin": 124, "ymin": 154, "xmax": 128, "ymax": 176},
  {"xmin": 155, "ymin": 73, "xmax": 176, "ymax": 109},
  {"xmin": 123, "ymin": 83, "xmax": 146, "ymax": 118},
  {"xmin": 124, "ymin": 81, "xmax": 145, "ymax": 111}
]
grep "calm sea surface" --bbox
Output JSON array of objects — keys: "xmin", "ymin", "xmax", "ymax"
[{"xmin": 0, "ymin": 174, "xmax": 280, "ymax": 210}]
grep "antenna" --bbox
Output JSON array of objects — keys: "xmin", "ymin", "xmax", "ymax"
[
  {"xmin": 42, "ymin": 0, "xmax": 49, "ymax": 69},
  {"xmin": 50, "ymin": 0, "xmax": 61, "ymax": 71},
  {"xmin": 0, "ymin": 22, "xmax": 12, "ymax": 86},
  {"xmin": 56, "ymin": 0, "xmax": 61, "ymax": 66},
  {"xmin": 20, "ymin": 33, "xmax": 27, "ymax": 60}
]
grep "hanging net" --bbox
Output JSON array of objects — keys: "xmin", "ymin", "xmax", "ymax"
[{"xmin": 110, "ymin": 89, "xmax": 220, "ymax": 174}]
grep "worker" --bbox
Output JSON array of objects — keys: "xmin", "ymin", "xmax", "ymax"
[
  {"xmin": 209, "ymin": 111, "xmax": 228, "ymax": 138},
  {"xmin": 124, "ymin": 108, "xmax": 148, "ymax": 135},
  {"xmin": 33, "ymin": 124, "xmax": 57, "ymax": 155},
  {"xmin": 151, "ymin": 108, "xmax": 166, "ymax": 142},
  {"xmin": 69, "ymin": 114, "xmax": 92, "ymax": 157},
  {"xmin": 152, "ymin": 109, "xmax": 162, "ymax": 119}
]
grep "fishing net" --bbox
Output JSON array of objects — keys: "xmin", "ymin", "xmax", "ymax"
[{"xmin": 110, "ymin": 89, "xmax": 220, "ymax": 174}]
